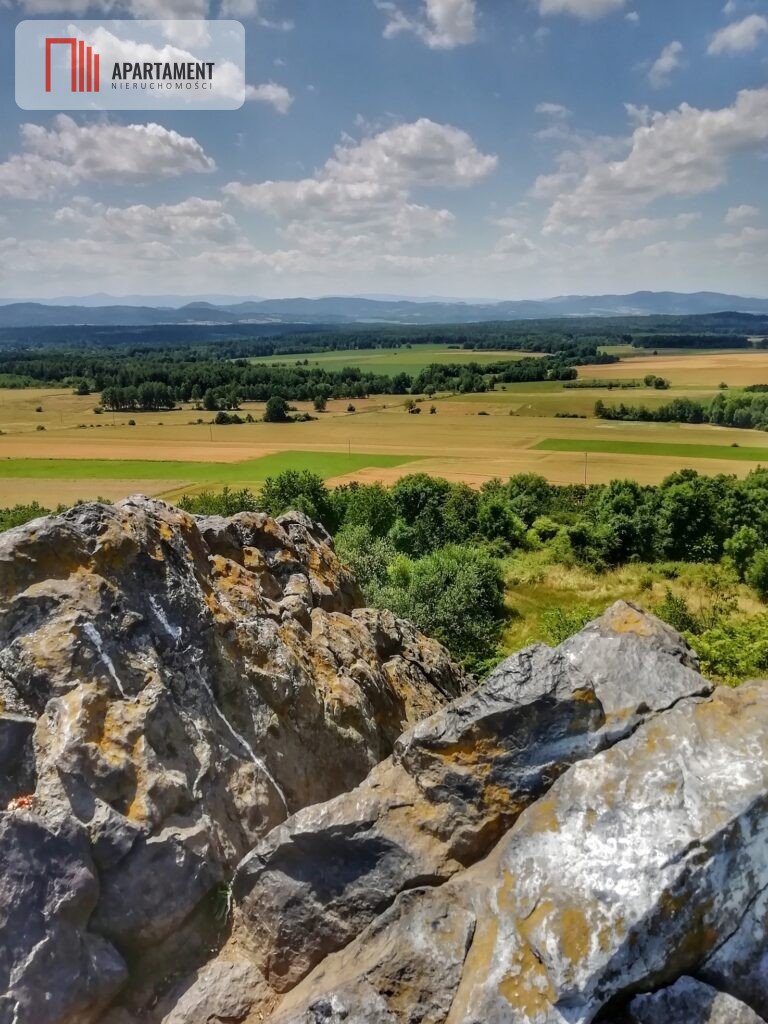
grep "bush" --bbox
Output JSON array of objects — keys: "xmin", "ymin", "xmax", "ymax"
[
  {"xmin": 377, "ymin": 545, "xmax": 506, "ymax": 670},
  {"xmin": 214, "ymin": 410, "xmax": 243, "ymax": 425},
  {"xmin": 746, "ymin": 549, "xmax": 768, "ymax": 601},
  {"xmin": 264, "ymin": 396, "xmax": 289, "ymax": 423},
  {"xmin": 687, "ymin": 616, "xmax": 768, "ymax": 685},
  {"xmin": 0, "ymin": 502, "xmax": 50, "ymax": 532},
  {"xmin": 724, "ymin": 527, "xmax": 762, "ymax": 580},
  {"xmin": 260, "ymin": 470, "xmax": 336, "ymax": 529},
  {"xmin": 335, "ymin": 525, "xmax": 397, "ymax": 599},
  {"xmin": 178, "ymin": 487, "xmax": 260, "ymax": 517},
  {"xmin": 540, "ymin": 605, "xmax": 593, "ymax": 646}
]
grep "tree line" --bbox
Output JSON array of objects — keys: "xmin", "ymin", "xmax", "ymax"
[{"xmin": 595, "ymin": 391, "xmax": 768, "ymax": 430}]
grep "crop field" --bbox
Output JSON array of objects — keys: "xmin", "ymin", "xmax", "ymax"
[
  {"xmin": 2, "ymin": 348, "xmax": 768, "ymax": 506},
  {"xmin": 577, "ymin": 351, "xmax": 768, "ymax": 387},
  {"xmin": 536, "ymin": 438, "xmax": 768, "ymax": 462},
  {"xmin": 253, "ymin": 344, "xmax": 539, "ymax": 376}
]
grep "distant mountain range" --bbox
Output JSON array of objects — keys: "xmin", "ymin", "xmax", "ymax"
[{"xmin": 1, "ymin": 291, "xmax": 768, "ymax": 327}]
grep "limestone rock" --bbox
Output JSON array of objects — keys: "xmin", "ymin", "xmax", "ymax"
[
  {"xmin": 629, "ymin": 976, "xmax": 768, "ymax": 1024},
  {"xmin": 700, "ymin": 885, "xmax": 768, "ymax": 1019},
  {"xmin": 0, "ymin": 810, "xmax": 126, "ymax": 1024},
  {"xmin": 232, "ymin": 608, "xmax": 712, "ymax": 997},
  {"xmin": 0, "ymin": 497, "xmax": 464, "ymax": 1022},
  {"xmin": 266, "ymin": 678, "xmax": 768, "ymax": 1024},
  {"xmin": 445, "ymin": 681, "xmax": 768, "ymax": 1023},
  {"xmin": 270, "ymin": 887, "xmax": 476, "ymax": 1024}
]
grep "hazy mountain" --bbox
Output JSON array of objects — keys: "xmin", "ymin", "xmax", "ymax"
[{"xmin": 0, "ymin": 291, "xmax": 767, "ymax": 327}]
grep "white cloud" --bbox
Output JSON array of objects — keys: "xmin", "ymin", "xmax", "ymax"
[
  {"xmin": 219, "ymin": 0, "xmax": 293, "ymax": 28},
  {"xmin": 538, "ymin": 0, "xmax": 626, "ymax": 20},
  {"xmin": 224, "ymin": 118, "xmax": 495, "ymax": 254},
  {"xmin": 54, "ymin": 197, "xmax": 237, "ymax": 243},
  {"xmin": 708, "ymin": 14, "xmax": 768, "ymax": 53},
  {"xmin": 245, "ymin": 82, "xmax": 294, "ymax": 113},
  {"xmin": 535, "ymin": 102, "xmax": 571, "ymax": 118},
  {"xmin": 587, "ymin": 213, "xmax": 700, "ymax": 244},
  {"xmin": 0, "ymin": 116, "xmax": 214, "ymax": 200},
  {"xmin": 648, "ymin": 41, "xmax": 684, "ymax": 89},
  {"xmin": 716, "ymin": 225, "xmax": 768, "ymax": 249},
  {"xmin": 542, "ymin": 87, "xmax": 768, "ymax": 231},
  {"xmin": 375, "ymin": 0, "xmax": 477, "ymax": 49},
  {"xmin": 726, "ymin": 203, "xmax": 761, "ymax": 224},
  {"xmin": 626, "ymin": 10, "xmax": 639, "ymax": 23}
]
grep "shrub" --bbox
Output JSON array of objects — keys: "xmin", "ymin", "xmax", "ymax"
[
  {"xmin": 260, "ymin": 470, "xmax": 336, "ymax": 529},
  {"xmin": 178, "ymin": 487, "xmax": 260, "ymax": 517},
  {"xmin": 540, "ymin": 605, "xmax": 593, "ymax": 646},
  {"xmin": 264, "ymin": 396, "xmax": 289, "ymax": 423},
  {"xmin": 687, "ymin": 616, "xmax": 768, "ymax": 685},
  {"xmin": 746, "ymin": 549, "xmax": 768, "ymax": 601},
  {"xmin": 377, "ymin": 544, "xmax": 506, "ymax": 670}
]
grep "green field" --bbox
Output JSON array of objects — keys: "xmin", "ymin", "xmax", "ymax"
[
  {"xmin": 252, "ymin": 345, "xmax": 536, "ymax": 376},
  {"xmin": 535, "ymin": 438, "xmax": 768, "ymax": 462},
  {"xmin": 0, "ymin": 450, "xmax": 418, "ymax": 482}
]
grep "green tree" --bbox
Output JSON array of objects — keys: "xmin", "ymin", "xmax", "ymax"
[
  {"xmin": 264, "ymin": 396, "xmax": 289, "ymax": 423},
  {"xmin": 724, "ymin": 527, "xmax": 762, "ymax": 580},
  {"xmin": 389, "ymin": 474, "xmax": 452, "ymax": 557},
  {"xmin": 260, "ymin": 470, "xmax": 336, "ymax": 529},
  {"xmin": 378, "ymin": 545, "xmax": 506, "ymax": 669},
  {"xmin": 746, "ymin": 549, "xmax": 768, "ymax": 601}
]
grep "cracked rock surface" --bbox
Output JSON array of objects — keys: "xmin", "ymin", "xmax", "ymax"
[{"xmin": 0, "ymin": 497, "xmax": 465, "ymax": 1023}]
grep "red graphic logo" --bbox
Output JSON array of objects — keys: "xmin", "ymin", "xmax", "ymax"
[{"xmin": 45, "ymin": 37, "xmax": 100, "ymax": 93}]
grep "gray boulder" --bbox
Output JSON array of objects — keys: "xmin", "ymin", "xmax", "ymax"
[
  {"xmin": 629, "ymin": 976, "xmax": 768, "ymax": 1023},
  {"xmin": 231, "ymin": 605, "xmax": 712, "ymax": 997}
]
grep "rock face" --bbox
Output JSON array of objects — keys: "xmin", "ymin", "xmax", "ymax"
[
  {"xmin": 628, "ymin": 977, "xmax": 768, "ymax": 1024},
  {"xmin": 3, "ymin": 499, "xmax": 768, "ymax": 1024},
  {"xmin": 0, "ymin": 497, "xmax": 465, "ymax": 1022},
  {"xmin": 207, "ymin": 602, "xmax": 768, "ymax": 1024}
]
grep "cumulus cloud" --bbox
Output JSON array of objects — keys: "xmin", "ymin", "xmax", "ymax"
[
  {"xmin": 0, "ymin": 116, "xmax": 214, "ymax": 200},
  {"xmin": 224, "ymin": 118, "xmax": 495, "ymax": 254},
  {"xmin": 716, "ymin": 225, "xmax": 768, "ymax": 250},
  {"xmin": 725, "ymin": 204, "xmax": 761, "ymax": 224},
  {"xmin": 647, "ymin": 41, "xmax": 684, "ymax": 89},
  {"xmin": 587, "ymin": 213, "xmax": 700, "ymax": 244},
  {"xmin": 538, "ymin": 0, "xmax": 626, "ymax": 20},
  {"xmin": 375, "ymin": 0, "xmax": 477, "ymax": 49},
  {"xmin": 708, "ymin": 14, "xmax": 768, "ymax": 54},
  {"xmin": 245, "ymin": 82, "xmax": 294, "ymax": 113},
  {"xmin": 541, "ymin": 87, "xmax": 768, "ymax": 232},
  {"xmin": 54, "ymin": 197, "xmax": 237, "ymax": 243}
]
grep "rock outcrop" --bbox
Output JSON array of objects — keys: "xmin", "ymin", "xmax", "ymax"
[
  {"xmin": 0, "ymin": 497, "xmax": 465, "ymax": 1022},
  {"xmin": 190, "ymin": 603, "xmax": 768, "ymax": 1024},
  {"xmin": 3, "ymin": 498, "xmax": 768, "ymax": 1024}
]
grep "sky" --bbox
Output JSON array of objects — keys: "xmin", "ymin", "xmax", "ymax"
[{"xmin": 0, "ymin": 0, "xmax": 767, "ymax": 300}]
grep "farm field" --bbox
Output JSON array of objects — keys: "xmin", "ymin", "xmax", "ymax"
[
  {"xmin": 536, "ymin": 438, "xmax": 768, "ymax": 462},
  {"xmin": 252, "ymin": 344, "xmax": 540, "ymax": 375},
  {"xmin": 577, "ymin": 351, "xmax": 768, "ymax": 386},
  {"xmin": 2, "ymin": 347, "xmax": 768, "ymax": 506}
]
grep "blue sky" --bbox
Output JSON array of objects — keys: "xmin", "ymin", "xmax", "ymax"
[{"xmin": 1, "ymin": 0, "xmax": 767, "ymax": 299}]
